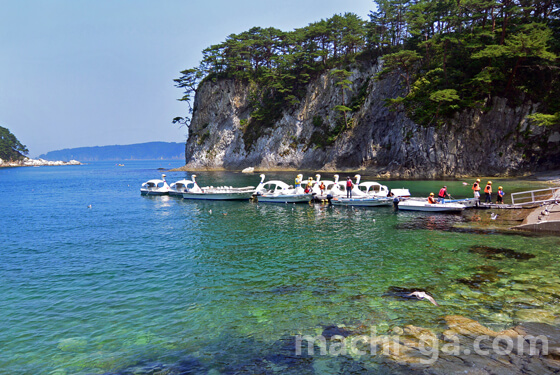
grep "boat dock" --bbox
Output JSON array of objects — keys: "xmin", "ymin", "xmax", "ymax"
[{"xmin": 510, "ymin": 187, "xmax": 560, "ymax": 233}]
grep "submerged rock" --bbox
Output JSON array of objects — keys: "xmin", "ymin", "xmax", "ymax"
[{"xmin": 469, "ymin": 245, "xmax": 536, "ymax": 260}]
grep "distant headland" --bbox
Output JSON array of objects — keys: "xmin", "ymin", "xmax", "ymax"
[{"xmin": 38, "ymin": 142, "xmax": 185, "ymax": 162}]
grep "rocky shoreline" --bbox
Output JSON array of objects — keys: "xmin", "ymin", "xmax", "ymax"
[{"xmin": 0, "ymin": 157, "xmax": 81, "ymax": 168}]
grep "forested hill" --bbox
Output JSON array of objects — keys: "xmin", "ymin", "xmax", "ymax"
[
  {"xmin": 173, "ymin": 1, "xmax": 560, "ymax": 176},
  {"xmin": 39, "ymin": 142, "xmax": 185, "ymax": 162}
]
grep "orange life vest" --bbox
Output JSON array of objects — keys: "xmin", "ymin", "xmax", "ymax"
[
  {"xmin": 484, "ymin": 184, "xmax": 492, "ymax": 194},
  {"xmin": 428, "ymin": 196, "xmax": 437, "ymax": 204},
  {"xmin": 472, "ymin": 182, "xmax": 480, "ymax": 191}
]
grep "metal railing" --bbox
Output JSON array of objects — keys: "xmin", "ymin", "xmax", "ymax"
[{"xmin": 510, "ymin": 187, "xmax": 560, "ymax": 206}]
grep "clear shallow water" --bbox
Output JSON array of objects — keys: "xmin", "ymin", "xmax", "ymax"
[{"xmin": 1, "ymin": 161, "xmax": 559, "ymax": 374}]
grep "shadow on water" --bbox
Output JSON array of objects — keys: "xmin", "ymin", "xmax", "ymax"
[{"xmin": 468, "ymin": 245, "xmax": 536, "ymax": 260}]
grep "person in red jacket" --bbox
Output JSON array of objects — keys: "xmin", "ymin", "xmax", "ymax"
[
  {"xmin": 346, "ymin": 177, "xmax": 354, "ymax": 198},
  {"xmin": 438, "ymin": 185, "xmax": 450, "ymax": 202}
]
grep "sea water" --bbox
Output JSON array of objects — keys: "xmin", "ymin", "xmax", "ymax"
[{"xmin": 1, "ymin": 161, "xmax": 559, "ymax": 374}]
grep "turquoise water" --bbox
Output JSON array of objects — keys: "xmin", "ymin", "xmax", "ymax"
[{"xmin": 1, "ymin": 161, "xmax": 559, "ymax": 374}]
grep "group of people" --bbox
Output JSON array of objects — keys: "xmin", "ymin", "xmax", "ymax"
[
  {"xmin": 472, "ymin": 179, "xmax": 505, "ymax": 204},
  {"xmin": 427, "ymin": 185, "xmax": 450, "ymax": 204},
  {"xmin": 427, "ymin": 180, "xmax": 505, "ymax": 204},
  {"xmin": 294, "ymin": 175, "xmax": 328, "ymax": 195}
]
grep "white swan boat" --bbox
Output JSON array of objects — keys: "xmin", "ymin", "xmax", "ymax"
[
  {"xmin": 397, "ymin": 199, "xmax": 466, "ymax": 212},
  {"xmin": 140, "ymin": 174, "xmax": 170, "ymax": 196},
  {"xmin": 182, "ymin": 175, "xmax": 255, "ymax": 200},
  {"xmin": 254, "ymin": 174, "xmax": 313, "ymax": 203},
  {"xmin": 169, "ymin": 178, "xmax": 194, "ymax": 196},
  {"xmin": 354, "ymin": 174, "xmax": 411, "ymax": 198},
  {"xmin": 331, "ymin": 196, "xmax": 393, "ymax": 206}
]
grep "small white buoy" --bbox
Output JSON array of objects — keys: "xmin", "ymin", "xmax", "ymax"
[{"xmin": 87, "ymin": 205, "xmax": 92, "ymax": 209}]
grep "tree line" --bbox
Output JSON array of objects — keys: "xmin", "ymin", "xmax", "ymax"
[
  {"xmin": 175, "ymin": 0, "xmax": 559, "ymax": 131},
  {"xmin": 0, "ymin": 126, "xmax": 28, "ymax": 161}
]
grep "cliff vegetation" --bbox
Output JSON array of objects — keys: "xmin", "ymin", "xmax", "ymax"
[
  {"xmin": 174, "ymin": 0, "xmax": 560, "ymax": 177},
  {"xmin": 0, "ymin": 126, "xmax": 28, "ymax": 162}
]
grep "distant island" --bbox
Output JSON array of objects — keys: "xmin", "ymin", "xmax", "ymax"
[{"xmin": 39, "ymin": 142, "xmax": 185, "ymax": 161}]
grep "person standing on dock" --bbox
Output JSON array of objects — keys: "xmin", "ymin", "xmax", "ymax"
[
  {"xmin": 497, "ymin": 186, "xmax": 505, "ymax": 204},
  {"xmin": 484, "ymin": 181, "xmax": 493, "ymax": 203},
  {"xmin": 472, "ymin": 179, "xmax": 481, "ymax": 201}
]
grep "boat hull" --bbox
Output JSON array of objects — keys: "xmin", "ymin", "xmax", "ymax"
[
  {"xmin": 397, "ymin": 201, "xmax": 465, "ymax": 212},
  {"xmin": 182, "ymin": 191, "xmax": 254, "ymax": 200},
  {"xmin": 332, "ymin": 197, "xmax": 392, "ymax": 206},
  {"xmin": 141, "ymin": 190, "xmax": 169, "ymax": 196},
  {"xmin": 444, "ymin": 198, "xmax": 478, "ymax": 207},
  {"xmin": 256, "ymin": 194, "xmax": 313, "ymax": 203}
]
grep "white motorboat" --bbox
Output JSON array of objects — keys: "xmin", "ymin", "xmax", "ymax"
[
  {"xmin": 254, "ymin": 174, "xmax": 313, "ymax": 203},
  {"xmin": 332, "ymin": 196, "xmax": 393, "ymax": 207},
  {"xmin": 169, "ymin": 179, "xmax": 194, "ymax": 196},
  {"xmin": 443, "ymin": 198, "xmax": 478, "ymax": 207},
  {"xmin": 140, "ymin": 174, "xmax": 170, "ymax": 196},
  {"xmin": 397, "ymin": 199, "xmax": 466, "ymax": 212},
  {"xmin": 182, "ymin": 175, "xmax": 255, "ymax": 200}
]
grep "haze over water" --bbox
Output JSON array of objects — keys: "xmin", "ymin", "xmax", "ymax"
[{"xmin": 1, "ymin": 161, "xmax": 559, "ymax": 374}]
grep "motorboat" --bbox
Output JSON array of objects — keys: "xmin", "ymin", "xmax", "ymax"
[
  {"xmin": 140, "ymin": 174, "xmax": 170, "ymax": 196},
  {"xmin": 254, "ymin": 174, "xmax": 313, "ymax": 203},
  {"xmin": 182, "ymin": 175, "xmax": 255, "ymax": 200},
  {"xmin": 397, "ymin": 198, "xmax": 466, "ymax": 212},
  {"xmin": 169, "ymin": 179, "xmax": 194, "ymax": 196},
  {"xmin": 332, "ymin": 196, "xmax": 393, "ymax": 207},
  {"xmin": 443, "ymin": 198, "xmax": 478, "ymax": 207}
]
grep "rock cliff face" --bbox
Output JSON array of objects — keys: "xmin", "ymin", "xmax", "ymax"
[{"xmin": 181, "ymin": 60, "xmax": 560, "ymax": 178}]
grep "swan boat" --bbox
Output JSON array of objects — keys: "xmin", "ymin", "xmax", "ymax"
[
  {"xmin": 140, "ymin": 174, "xmax": 170, "ymax": 196},
  {"xmin": 254, "ymin": 174, "xmax": 313, "ymax": 203},
  {"xmin": 354, "ymin": 174, "xmax": 411, "ymax": 198},
  {"xmin": 169, "ymin": 179, "xmax": 194, "ymax": 196},
  {"xmin": 397, "ymin": 199, "xmax": 466, "ymax": 212},
  {"xmin": 182, "ymin": 175, "xmax": 255, "ymax": 200}
]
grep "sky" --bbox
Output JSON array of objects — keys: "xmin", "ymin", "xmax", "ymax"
[{"xmin": 0, "ymin": 1, "xmax": 374, "ymax": 157}]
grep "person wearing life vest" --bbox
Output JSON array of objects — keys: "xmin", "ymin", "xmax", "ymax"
[
  {"xmin": 484, "ymin": 181, "xmax": 492, "ymax": 203},
  {"xmin": 346, "ymin": 177, "xmax": 354, "ymax": 198},
  {"xmin": 428, "ymin": 192, "xmax": 437, "ymax": 204},
  {"xmin": 497, "ymin": 186, "xmax": 505, "ymax": 204},
  {"xmin": 319, "ymin": 181, "xmax": 325, "ymax": 195},
  {"xmin": 472, "ymin": 178, "xmax": 481, "ymax": 200},
  {"xmin": 305, "ymin": 177, "xmax": 314, "ymax": 193},
  {"xmin": 438, "ymin": 185, "xmax": 449, "ymax": 202},
  {"xmin": 294, "ymin": 174, "xmax": 302, "ymax": 189}
]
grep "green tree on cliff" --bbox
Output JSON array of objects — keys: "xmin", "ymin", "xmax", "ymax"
[{"xmin": 0, "ymin": 126, "xmax": 28, "ymax": 161}]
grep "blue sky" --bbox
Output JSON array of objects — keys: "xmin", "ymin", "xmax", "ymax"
[{"xmin": 0, "ymin": 1, "xmax": 374, "ymax": 157}]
